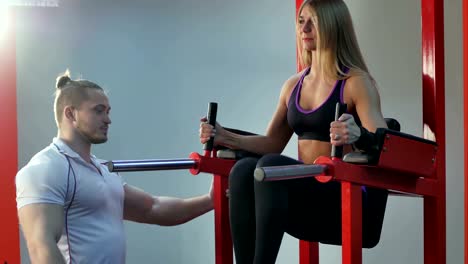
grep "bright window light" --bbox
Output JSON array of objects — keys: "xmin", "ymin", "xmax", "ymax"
[
  {"xmin": 1, "ymin": 0, "xmax": 59, "ymax": 41},
  {"xmin": 0, "ymin": 2, "xmax": 11, "ymax": 41},
  {"xmin": 8, "ymin": 0, "xmax": 59, "ymax": 7}
]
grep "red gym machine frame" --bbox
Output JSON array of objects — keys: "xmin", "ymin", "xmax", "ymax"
[
  {"xmin": 0, "ymin": 10, "xmax": 20, "ymax": 264},
  {"xmin": 295, "ymin": 0, "xmax": 447, "ymax": 263},
  {"xmin": 0, "ymin": 0, "xmax": 448, "ymax": 264},
  {"xmin": 115, "ymin": 1, "xmax": 448, "ymax": 263},
  {"xmin": 464, "ymin": 0, "xmax": 468, "ymax": 263},
  {"xmin": 112, "ymin": 1, "xmax": 447, "ymax": 263}
]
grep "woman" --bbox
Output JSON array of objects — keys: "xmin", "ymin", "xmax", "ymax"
[{"xmin": 199, "ymin": 0, "xmax": 388, "ymax": 263}]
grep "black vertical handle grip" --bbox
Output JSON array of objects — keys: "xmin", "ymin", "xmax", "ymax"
[
  {"xmin": 203, "ymin": 102, "xmax": 218, "ymax": 151},
  {"xmin": 331, "ymin": 102, "xmax": 347, "ymax": 158}
]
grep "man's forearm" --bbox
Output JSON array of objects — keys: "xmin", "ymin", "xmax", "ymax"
[
  {"xmin": 179, "ymin": 194, "xmax": 213, "ymax": 221},
  {"xmin": 149, "ymin": 194, "xmax": 213, "ymax": 226}
]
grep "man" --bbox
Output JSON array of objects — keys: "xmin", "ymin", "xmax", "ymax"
[{"xmin": 16, "ymin": 71, "xmax": 214, "ymax": 263}]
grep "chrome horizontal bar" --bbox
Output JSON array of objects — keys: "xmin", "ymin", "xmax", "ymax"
[
  {"xmin": 108, "ymin": 159, "xmax": 196, "ymax": 172},
  {"xmin": 254, "ymin": 164, "xmax": 327, "ymax": 182}
]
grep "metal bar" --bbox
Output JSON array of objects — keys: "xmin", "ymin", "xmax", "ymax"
[
  {"xmin": 378, "ymin": 133, "xmax": 437, "ymax": 178},
  {"xmin": 421, "ymin": 0, "xmax": 446, "ymax": 263},
  {"xmin": 108, "ymin": 159, "xmax": 196, "ymax": 172},
  {"xmin": 341, "ymin": 182, "xmax": 362, "ymax": 264},
  {"xmin": 257, "ymin": 155, "xmax": 439, "ymax": 196},
  {"xmin": 299, "ymin": 240, "xmax": 319, "ymax": 264},
  {"xmin": 254, "ymin": 164, "xmax": 327, "ymax": 182},
  {"xmin": 0, "ymin": 8, "xmax": 20, "ymax": 264},
  {"xmin": 330, "ymin": 159, "xmax": 438, "ymax": 197},
  {"xmin": 213, "ymin": 174, "xmax": 233, "ymax": 264},
  {"xmin": 464, "ymin": 0, "xmax": 468, "ymax": 261}
]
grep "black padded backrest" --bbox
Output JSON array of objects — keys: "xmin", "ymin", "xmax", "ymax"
[{"xmin": 384, "ymin": 118, "xmax": 400, "ymax": 132}]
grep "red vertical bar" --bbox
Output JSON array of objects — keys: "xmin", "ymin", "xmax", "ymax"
[
  {"xmin": 296, "ymin": 0, "xmax": 319, "ymax": 263},
  {"xmin": 213, "ymin": 174, "xmax": 233, "ymax": 264},
  {"xmin": 0, "ymin": 8, "xmax": 20, "ymax": 264},
  {"xmin": 299, "ymin": 240, "xmax": 319, "ymax": 264},
  {"xmin": 295, "ymin": 0, "xmax": 302, "ymax": 15},
  {"xmin": 464, "ymin": 0, "xmax": 468, "ymax": 262},
  {"xmin": 341, "ymin": 182, "xmax": 362, "ymax": 264},
  {"xmin": 421, "ymin": 0, "xmax": 446, "ymax": 264},
  {"xmin": 296, "ymin": 0, "xmax": 304, "ymax": 73}
]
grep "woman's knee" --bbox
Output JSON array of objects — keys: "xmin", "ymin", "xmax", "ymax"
[
  {"xmin": 229, "ymin": 157, "xmax": 258, "ymax": 189},
  {"xmin": 257, "ymin": 153, "xmax": 299, "ymax": 167}
]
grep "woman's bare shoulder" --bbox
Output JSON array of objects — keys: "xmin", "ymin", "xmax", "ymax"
[
  {"xmin": 345, "ymin": 71, "xmax": 381, "ymax": 107},
  {"xmin": 280, "ymin": 70, "xmax": 305, "ymax": 98},
  {"xmin": 346, "ymin": 71, "xmax": 377, "ymax": 94}
]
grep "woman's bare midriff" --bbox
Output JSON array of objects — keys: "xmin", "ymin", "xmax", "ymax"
[{"xmin": 297, "ymin": 139, "xmax": 353, "ymax": 164}]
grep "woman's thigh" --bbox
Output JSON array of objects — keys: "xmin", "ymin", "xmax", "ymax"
[
  {"xmin": 285, "ymin": 178, "xmax": 342, "ymax": 243},
  {"xmin": 255, "ymin": 154, "xmax": 343, "ymax": 242}
]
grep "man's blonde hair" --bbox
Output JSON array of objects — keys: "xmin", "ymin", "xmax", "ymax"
[{"xmin": 53, "ymin": 70, "xmax": 104, "ymax": 127}]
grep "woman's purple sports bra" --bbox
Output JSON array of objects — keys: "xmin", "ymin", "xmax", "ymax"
[{"xmin": 287, "ymin": 67, "xmax": 359, "ymax": 142}]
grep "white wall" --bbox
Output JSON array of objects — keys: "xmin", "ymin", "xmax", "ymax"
[{"xmin": 15, "ymin": 0, "xmax": 463, "ymax": 263}]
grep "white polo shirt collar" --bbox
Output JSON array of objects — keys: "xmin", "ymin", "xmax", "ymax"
[{"xmin": 52, "ymin": 137, "xmax": 98, "ymax": 161}]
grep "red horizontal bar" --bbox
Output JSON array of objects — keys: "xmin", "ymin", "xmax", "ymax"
[
  {"xmin": 189, "ymin": 152, "xmax": 236, "ymax": 177},
  {"xmin": 378, "ymin": 134, "xmax": 437, "ymax": 178},
  {"xmin": 314, "ymin": 157, "xmax": 438, "ymax": 197}
]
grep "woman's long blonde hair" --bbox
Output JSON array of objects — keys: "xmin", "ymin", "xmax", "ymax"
[{"xmin": 297, "ymin": 0, "xmax": 369, "ymax": 80}]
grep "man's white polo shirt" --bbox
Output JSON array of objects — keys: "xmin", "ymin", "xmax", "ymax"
[{"xmin": 16, "ymin": 138, "xmax": 126, "ymax": 264}]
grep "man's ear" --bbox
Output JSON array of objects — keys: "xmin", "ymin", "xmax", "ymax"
[{"xmin": 64, "ymin": 105, "xmax": 76, "ymax": 122}]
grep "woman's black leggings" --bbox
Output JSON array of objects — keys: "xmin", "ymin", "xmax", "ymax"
[{"xmin": 228, "ymin": 153, "xmax": 388, "ymax": 264}]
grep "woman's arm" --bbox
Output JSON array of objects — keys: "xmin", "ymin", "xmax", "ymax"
[
  {"xmin": 199, "ymin": 75, "xmax": 301, "ymax": 155},
  {"xmin": 330, "ymin": 74, "xmax": 387, "ymax": 146}
]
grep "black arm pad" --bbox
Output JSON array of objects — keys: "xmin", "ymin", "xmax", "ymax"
[
  {"xmin": 215, "ymin": 127, "xmax": 262, "ymax": 159},
  {"xmin": 354, "ymin": 126, "xmax": 379, "ymax": 153}
]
